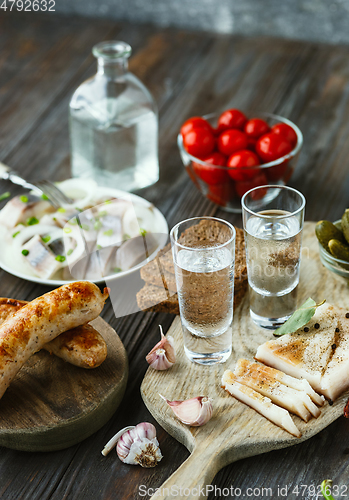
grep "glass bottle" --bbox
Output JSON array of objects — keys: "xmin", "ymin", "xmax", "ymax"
[{"xmin": 69, "ymin": 41, "xmax": 159, "ymax": 192}]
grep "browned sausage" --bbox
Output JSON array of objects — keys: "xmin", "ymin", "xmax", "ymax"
[
  {"xmin": 0, "ymin": 281, "xmax": 109, "ymax": 399},
  {"xmin": 0, "ymin": 297, "xmax": 107, "ymax": 368}
]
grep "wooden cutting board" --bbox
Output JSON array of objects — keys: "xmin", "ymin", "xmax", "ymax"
[
  {"xmin": 0, "ymin": 316, "xmax": 128, "ymax": 452},
  {"xmin": 141, "ymin": 222, "xmax": 349, "ymax": 500}
]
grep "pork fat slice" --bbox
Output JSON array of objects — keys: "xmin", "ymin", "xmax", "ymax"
[
  {"xmin": 255, "ymin": 304, "xmax": 338, "ymax": 393},
  {"xmin": 222, "ymin": 370, "xmax": 301, "ymax": 438},
  {"xmin": 234, "ymin": 359, "xmax": 321, "ymax": 420}
]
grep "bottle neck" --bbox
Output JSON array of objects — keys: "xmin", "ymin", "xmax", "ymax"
[{"xmin": 97, "ymin": 58, "xmax": 127, "ymax": 78}]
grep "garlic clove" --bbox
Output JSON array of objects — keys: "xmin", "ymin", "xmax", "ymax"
[
  {"xmin": 160, "ymin": 394, "xmax": 213, "ymax": 426},
  {"xmin": 102, "ymin": 422, "xmax": 162, "ymax": 468},
  {"xmin": 146, "ymin": 325, "xmax": 176, "ymax": 370}
]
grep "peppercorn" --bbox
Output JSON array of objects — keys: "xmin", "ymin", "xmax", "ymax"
[
  {"xmin": 332, "ymin": 344, "xmax": 337, "ymax": 350},
  {"xmin": 304, "ymin": 327, "xmax": 309, "ymax": 332},
  {"xmin": 314, "ymin": 323, "xmax": 320, "ymax": 329},
  {"xmin": 335, "ymin": 327, "xmax": 340, "ymax": 332},
  {"xmin": 346, "ymin": 313, "xmax": 349, "ymax": 318},
  {"xmin": 328, "ymin": 399, "xmax": 334, "ymax": 406}
]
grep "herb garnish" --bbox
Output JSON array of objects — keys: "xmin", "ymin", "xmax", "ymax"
[
  {"xmin": 20, "ymin": 195, "xmax": 28, "ymax": 203},
  {"xmin": 273, "ymin": 298, "xmax": 326, "ymax": 337},
  {"xmin": 22, "ymin": 249, "xmax": 29, "ymax": 256},
  {"xmin": 27, "ymin": 216, "xmax": 39, "ymax": 226},
  {"xmin": 41, "ymin": 235, "xmax": 51, "ymax": 243},
  {"xmin": 55, "ymin": 255, "xmax": 66, "ymax": 262},
  {"xmin": 320, "ymin": 480, "xmax": 335, "ymax": 500},
  {"xmin": 0, "ymin": 192, "xmax": 10, "ymax": 202}
]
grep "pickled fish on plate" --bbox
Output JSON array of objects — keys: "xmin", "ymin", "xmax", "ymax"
[
  {"xmin": 255, "ymin": 303, "xmax": 349, "ymax": 401},
  {"xmin": 221, "ymin": 370, "xmax": 301, "ymax": 438},
  {"xmin": 234, "ymin": 359, "xmax": 321, "ymax": 420}
]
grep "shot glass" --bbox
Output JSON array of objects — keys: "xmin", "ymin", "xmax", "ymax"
[
  {"xmin": 170, "ymin": 217, "xmax": 236, "ymax": 365},
  {"xmin": 241, "ymin": 185, "xmax": 306, "ymax": 329}
]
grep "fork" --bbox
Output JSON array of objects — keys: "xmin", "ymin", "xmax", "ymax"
[{"xmin": 0, "ymin": 162, "xmax": 74, "ymax": 208}]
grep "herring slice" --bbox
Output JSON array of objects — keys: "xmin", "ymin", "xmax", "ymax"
[
  {"xmin": 222, "ymin": 370, "xmax": 301, "ymax": 438},
  {"xmin": 255, "ymin": 303, "xmax": 339, "ymax": 393},
  {"xmin": 22, "ymin": 235, "xmax": 61, "ymax": 279},
  {"xmin": 234, "ymin": 359, "xmax": 321, "ymax": 419}
]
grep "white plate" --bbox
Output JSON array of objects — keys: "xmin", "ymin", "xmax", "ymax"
[{"xmin": 0, "ymin": 186, "xmax": 168, "ymax": 286}]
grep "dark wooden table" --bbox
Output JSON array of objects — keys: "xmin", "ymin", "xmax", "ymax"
[{"xmin": 0, "ymin": 12, "xmax": 349, "ymax": 500}]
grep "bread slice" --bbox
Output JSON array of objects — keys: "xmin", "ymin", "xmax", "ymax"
[{"xmin": 136, "ymin": 284, "xmax": 179, "ymax": 315}]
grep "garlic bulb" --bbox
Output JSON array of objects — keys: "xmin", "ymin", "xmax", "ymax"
[
  {"xmin": 102, "ymin": 422, "xmax": 162, "ymax": 468},
  {"xmin": 146, "ymin": 325, "xmax": 176, "ymax": 370},
  {"xmin": 160, "ymin": 395, "xmax": 213, "ymax": 426}
]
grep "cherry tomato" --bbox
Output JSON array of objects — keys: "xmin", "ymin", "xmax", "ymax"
[
  {"xmin": 235, "ymin": 172, "xmax": 268, "ymax": 199},
  {"xmin": 271, "ymin": 123, "xmax": 297, "ymax": 147},
  {"xmin": 227, "ymin": 149, "xmax": 260, "ymax": 181},
  {"xmin": 193, "ymin": 152, "xmax": 228, "ymax": 185},
  {"xmin": 217, "ymin": 109, "xmax": 247, "ymax": 132},
  {"xmin": 180, "ymin": 117, "xmax": 213, "ymax": 137},
  {"xmin": 247, "ymin": 137, "xmax": 257, "ymax": 151},
  {"xmin": 256, "ymin": 133, "xmax": 293, "ymax": 163},
  {"xmin": 183, "ymin": 128, "xmax": 215, "ymax": 158},
  {"xmin": 217, "ymin": 129, "xmax": 248, "ymax": 157},
  {"xmin": 266, "ymin": 160, "xmax": 289, "ymax": 182},
  {"xmin": 244, "ymin": 118, "xmax": 270, "ymax": 139},
  {"xmin": 207, "ymin": 181, "xmax": 235, "ymax": 207}
]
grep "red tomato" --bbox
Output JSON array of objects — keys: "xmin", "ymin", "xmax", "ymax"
[
  {"xmin": 266, "ymin": 160, "xmax": 289, "ymax": 182},
  {"xmin": 217, "ymin": 109, "xmax": 247, "ymax": 132},
  {"xmin": 247, "ymin": 137, "xmax": 257, "ymax": 151},
  {"xmin": 271, "ymin": 123, "xmax": 297, "ymax": 146},
  {"xmin": 235, "ymin": 172, "xmax": 268, "ymax": 199},
  {"xmin": 256, "ymin": 133, "xmax": 293, "ymax": 163},
  {"xmin": 244, "ymin": 118, "xmax": 270, "ymax": 139},
  {"xmin": 217, "ymin": 129, "xmax": 248, "ymax": 157},
  {"xmin": 180, "ymin": 117, "xmax": 212, "ymax": 136},
  {"xmin": 183, "ymin": 128, "xmax": 215, "ymax": 158},
  {"xmin": 207, "ymin": 181, "xmax": 235, "ymax": 207},
  {"xmin": 193, "ymin": 152, "xmax": 228, "ymax": 185},
  {"xmin": 227, "ymin": 149, "xmax": 260, "ymax": 181}
]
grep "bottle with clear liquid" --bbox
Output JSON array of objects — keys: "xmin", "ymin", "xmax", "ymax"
[{"xmin": 69, "ymin": 41, "xmax": 159, "ymax": 192}]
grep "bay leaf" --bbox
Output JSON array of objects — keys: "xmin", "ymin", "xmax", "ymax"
[{"xmin": 273, "ymin": 298, "xmax": 325, "ymax": 336}]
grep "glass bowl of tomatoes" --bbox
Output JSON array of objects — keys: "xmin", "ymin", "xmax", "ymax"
[{"xmin": 178, "ymin": 110, "xmax": 303, "ymax": 212}]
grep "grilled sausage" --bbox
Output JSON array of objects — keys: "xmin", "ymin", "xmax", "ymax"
[
  {"xmin": 0, "ymin": 281, "xmax": 109, "ymax": 399},
  {"xmin": 0, "ymin": 297, "xmax": 107, "ymax": 368}
]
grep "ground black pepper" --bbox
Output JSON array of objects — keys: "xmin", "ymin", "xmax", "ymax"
[
  {"xmin": 314, "ymin": 323, "xmax": 320, "ymax": 329},
  {"xmin": 304, "ymin": 327, "xmax": 309, "ymax": 332},
  {"xmin": 335, "ymin": 327, "xmax": 340, "ymax": 332},
  {"xmin": 346, "ymin": 312, "xmax": 349, "ymax": 318},
  {"xmin": 328, "ymin": 399, "xmax": 334, "ymax": 406},
  {"xmin": 332, "ymin": 344, "xmax": 337, "ymax": 350}
]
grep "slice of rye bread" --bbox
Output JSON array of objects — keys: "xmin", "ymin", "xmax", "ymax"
[
  {"xmin": 136, "ymin": 279, "xmax": 247, "ymax": 315},
  {"xmin": 140, "ymin": 225, "xmax": 246, "ymax": 292}
]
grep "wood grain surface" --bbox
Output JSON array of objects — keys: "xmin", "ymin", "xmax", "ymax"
[
  {"xmin": 0, "ymin": 316, "xmax": 128, "ymax": 452},
  {"xmin": 141, "ymin": 223, "xmax": 349, "ymax": 499},
  {"xmin": 0, "ymin": 11, "xmax": 349, "ymax": 500}
]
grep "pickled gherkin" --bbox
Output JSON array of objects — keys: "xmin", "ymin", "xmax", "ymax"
[
  {"xmin": 315, "ymin": 220, "xmax": 346, "ymax": 252},
  {"xmin": 328, "ymin": 239, "xmax": 349, "ymax": 262},
  {"xmin": 341, "ymin": 209, "xmax": 349, "ymax": 244}
]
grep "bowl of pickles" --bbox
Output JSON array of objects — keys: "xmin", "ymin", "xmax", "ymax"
[{"xmin": 316, "ymin": 210, "xmax": 349, "ymax": 278}]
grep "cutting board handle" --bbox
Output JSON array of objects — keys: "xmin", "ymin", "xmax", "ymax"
[{"xmin": 150, "ymin": 442, "xmax": 221, "ymax": 500}]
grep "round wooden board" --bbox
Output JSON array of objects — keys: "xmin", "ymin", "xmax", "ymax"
[{"xmin": 0, "ymin": 316, "xmax": 128, "ymax": 452}]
